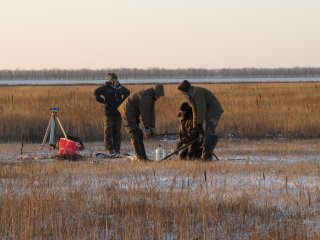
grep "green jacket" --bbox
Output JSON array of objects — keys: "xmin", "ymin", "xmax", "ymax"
[
  {"xmin": 119, "ymin": 85, "xmax": 163, "ymax": 129},
  {"xmin": 187, "ymin": 86, "xmax": 224, "ymax": 128}
]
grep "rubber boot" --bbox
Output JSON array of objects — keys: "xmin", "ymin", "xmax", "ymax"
[
  {"xmin": 202, "ymin": 135, "xmax": 217, "ymax": 161},
  {"xmin": 212, "ymin": 135, "xmax": 219, "ymax": 151},
  {"xmin": 138, "ymin": 129, "xmax": 149, "ymax": 160},
  {"xmin": 129, "ymin": 129, "xmax": 145, "ymax": 160}
]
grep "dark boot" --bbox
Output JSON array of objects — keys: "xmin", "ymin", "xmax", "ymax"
[
  {"xmin": 104, "ymin": 116, "xmax": 114, "ymax": 153},
  {"xmin": 138, "ymin": 129, "xmax": 148, "ymax": 160},
  {"xmin": 202, "ymin": 135, "xmax": 218, "ymax": 161},
  {"xmin": 129, "ymin": 129, "xmax": 145, "ymax": 160},
  {"xmin": 212, "ymin": 135, "xmax": 219, "ymax": 151}
]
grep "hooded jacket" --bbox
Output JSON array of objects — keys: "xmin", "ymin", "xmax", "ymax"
[
  {"xmin": 119, "ymin": 85, "xmax": 164, "ymax": 129},
  {"xmin": 94, "ymin": 82, "xmax": 130, "ymax": 116}
]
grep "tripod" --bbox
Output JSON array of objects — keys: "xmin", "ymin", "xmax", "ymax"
[{"xmin": 42, "ymin": 108, "xmax": 68, "ymax": 149}]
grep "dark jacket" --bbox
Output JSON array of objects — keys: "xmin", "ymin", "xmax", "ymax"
[
  {"xmin": 187, "ymin": 86, "xmax": 224, "ymax": 128},
  {"xmin": 94, "ymin": 83, "xmax": 130, "ymax": 116},
  {"xmin": 119, "ymin": 85, "xmax": 164, "ymax": 129}
]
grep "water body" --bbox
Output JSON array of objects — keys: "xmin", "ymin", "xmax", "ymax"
[{"xmin": 0, "ymin": 77, "xmax": 320, "ymax": 85}]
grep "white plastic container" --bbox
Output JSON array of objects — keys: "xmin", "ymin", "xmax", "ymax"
[{"xmin": 155, "ymin": 144, "xmax": 165, "ymax": 161}]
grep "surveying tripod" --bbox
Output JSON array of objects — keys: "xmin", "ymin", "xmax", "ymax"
[{"xmin": 41, "ymin": 108, "xmax": 68, "ymax": 149}]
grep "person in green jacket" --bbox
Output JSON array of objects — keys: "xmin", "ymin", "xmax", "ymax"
[
  {"xmin": 177, "ymin": 80, "xmax": 224, "ymax": 161},
  {"xmin": 94, "ymin": 73, "xmax": 130, "ymax": 155},
  {"xmin": 119, "ymin": 84, "xmax": 164, "ymax": 161}
]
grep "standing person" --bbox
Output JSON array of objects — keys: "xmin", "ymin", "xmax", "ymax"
[
  {"xmin": 94, "ymin": 73, "xmax": 130, "ymax": 155},
  {"xmin": 176, "ymin": 102, "xmax": 202, "ymax": 160},
  {"xmin": 119, "ymin": 84, "xmax": 164, "ymax": 161},
  {"xmin": 177, "ymin": 80, "xmax": 224, "ymax": 161}
]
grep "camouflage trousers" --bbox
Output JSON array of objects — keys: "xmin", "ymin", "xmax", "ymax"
[
  {"xmin": 104, "ymin": 112, "xmax": 122, "ymax": 154},
  {"xmin": 179, "ymin": 141, "xmax": 202, "ymax": 160},
  {"xmin": 202, "ymin": 113, "xmax": 223, "ymax": 161}
]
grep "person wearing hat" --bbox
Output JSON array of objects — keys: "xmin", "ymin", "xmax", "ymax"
[
  {"xmin": 175, "ymin": 102, "xmax": 202, "ymax": 160},
  {"xmin": 94, "ymin": 73, "xmax": 130, "ymax": 155},
  {"xmin": 119, "ymin": 84, "xmax": 164, "ymax": 161},
  {"xmin": 177, "ymin": 80, "xmax": 224, "ymax": 161}
]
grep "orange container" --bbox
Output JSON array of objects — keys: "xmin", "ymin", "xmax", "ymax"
[{"xmin": 58, "ymin": 138, "xmax": 80, "ymax": 156}]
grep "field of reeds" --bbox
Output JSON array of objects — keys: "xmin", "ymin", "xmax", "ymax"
[
  {"xmin": 0, "ymin": 139, "xmax": 319, "ymax": 239},
  {"xmin": 0, "ymin": 82, "xmax": 320, "ymax": 142}
]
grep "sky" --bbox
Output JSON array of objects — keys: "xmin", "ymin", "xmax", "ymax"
[{"xmin": 1, "ymin": 0, "xmax": 320, "ymax": 69}]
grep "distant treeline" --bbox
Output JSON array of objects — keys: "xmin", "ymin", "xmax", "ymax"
[{"xmin": 1, "ymin": 67, "xmax": 320, "ymax": 80}]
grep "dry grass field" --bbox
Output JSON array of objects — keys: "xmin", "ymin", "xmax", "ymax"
[
  {"xmin": 0, "ymin": 139, "xmax": 319, "ymax": 239},
  {"xmin": 1, "ymin": 82, "xmax": 320, "ymax": 238},
  {"xmin": 0, "ymin": 82, "xmax": 319, "ymax": 142}
]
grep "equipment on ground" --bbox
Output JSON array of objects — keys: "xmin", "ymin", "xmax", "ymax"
[
  {"xmin": 42, "ymin": 108, "xmax": 68, "ymax": 149},
  {"xmin": 41, "ymin": 108, "xmax": 83, "ymax": 158},
  {"xmin": 212, "ymin": 152, "xmax": 220, "ymax": 161},
  {"xmin": 158, "ymin": 137, "xmax": 200, "ymax": 162},
  {"xmin": 58, "ymin": 138, "xmax": 82, "ymax": 156},
  {"xmin": 155, "ymin": 144, "xmax": 165, "ymax": 161},
  {"xmin": 158, "ymin": 137, "xmax": 220, "ymax": 162}
]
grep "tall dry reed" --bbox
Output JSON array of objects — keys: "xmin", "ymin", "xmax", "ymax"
[{"xmin": 0, "ymin": 82, "xmax": 319, "ymax": 142}]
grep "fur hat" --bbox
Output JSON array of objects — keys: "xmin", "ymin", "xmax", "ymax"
[{"xmin": 177, "ymin": 80, "xmax": 191, "ymax": 93}]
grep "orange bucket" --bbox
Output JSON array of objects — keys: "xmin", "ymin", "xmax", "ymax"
[{"xmin": 58, "ymin": 138, "xmax": 80, "ymax": 156}]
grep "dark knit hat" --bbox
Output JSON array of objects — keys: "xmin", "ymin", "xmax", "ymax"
[
  {"xmin": 177, "ymin": 80, "xmax": 191, "ymax": 93},
  {"xmin": 153, "ymin": 84, "xmax": 164, "ymax": 98},
  {"xmin": 179, "ymin": 102, "xmax": 190, "ymax": 111}
]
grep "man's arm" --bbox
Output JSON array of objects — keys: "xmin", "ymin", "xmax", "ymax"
[
  {"xmin": 121, "ymin": 86, "xmax": 130, "ymax": 102},
  {"xmin": 93, "ymin": 86, "xmax": 106, "ymax": 104}
]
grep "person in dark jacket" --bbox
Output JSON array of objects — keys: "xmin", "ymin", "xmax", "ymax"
[
  {"xmin": 176, "ymin": 102, "xmax": 202, "ymax": 160},
  {"xmin": 94, "ymin": 73, "xmax": 130, "ymax": 155},
  {"xmin": 177, "ymin": 80, "xmax": 224, "ymax": 161},
  {"xmin": 119, "ymin": 84, "xmax": 164, "ymax": 161}
]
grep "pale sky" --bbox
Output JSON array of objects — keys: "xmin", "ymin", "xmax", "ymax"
[{"xmin": 1, "ymin": 0, "xmax": 320, "ymax": 69}]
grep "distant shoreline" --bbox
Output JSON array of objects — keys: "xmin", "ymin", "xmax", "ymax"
[{"xmin": 1, "ymin": 77, "xmax": 320, "ymax": 86}]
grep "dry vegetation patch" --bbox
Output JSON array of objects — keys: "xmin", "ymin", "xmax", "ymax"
[
  {"xmin": 0, "ymin": 82, "xmax": 319, "ymax": 142},
  {"xmin": 0, "ymin": 139, "xmax": 319, "ymax": 239}
]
